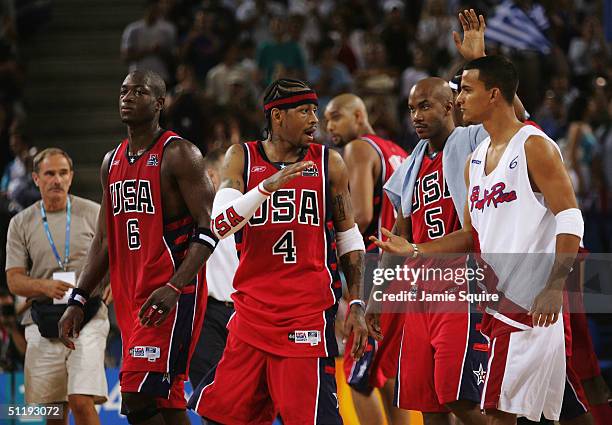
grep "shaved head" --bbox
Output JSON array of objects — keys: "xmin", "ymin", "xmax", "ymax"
[
  {"xmin": 408, "ymin": 77, "xmax": 455, "ymax": 142},
  {"xmin": 326, "ymin": 93, "xmax": 368, "ymax": 117},
  {"xmin": 410, "ymin": 77, "xmax": 453, "ymax": 105},
  {"xmin": 325, "ymin": 93, "xmax": 373, "ymax": 146},
  {"xmin": 126, "ymin": 69, "xmax": 166, "ymax": 98}
]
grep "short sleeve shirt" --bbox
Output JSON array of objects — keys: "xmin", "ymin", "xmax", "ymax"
[{"xmin": 6, "ymin": 195, "xmax": 100, "ymax": 324}]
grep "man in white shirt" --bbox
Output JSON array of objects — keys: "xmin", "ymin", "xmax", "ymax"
[{"xmin": 120, "ymin": 0, "xmax": 176, "ymax": 83}]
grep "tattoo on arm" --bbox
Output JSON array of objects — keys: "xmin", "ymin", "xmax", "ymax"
[
  {"xmin": 340, "ymin": 250, "xmax": 365, "ymax": 300},
  {"xmin": 333, "ymin": 193, "xmax": 353, "ymax": 224}
]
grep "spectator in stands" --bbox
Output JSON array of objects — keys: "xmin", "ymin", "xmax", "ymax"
[
  {"xmin": 164, "ymin": 62, "xmax": 209, "ymax": 152},
  {"xmin": 223, "ymin": 73, "xmax": 262, "ymax": 141},
  {"xmin": 5, "ymin": 148, "xmax": 109, "ymax": 425},
  {"xmin": 535, "ymin": 88, "xmax": 568, "ymax": 141},
  {"xmin": 1, "ymin": 125, "xmax": 39, "ymax": 215},
  {"xmin": 417, "ymin": 0, "xmax": 458, "ymax": 69},
  {"xmin": 1, "ymin": 125, "xmax": 28, "ymax": 197},
  {"xmin": 235, "ymin": 0, "xmax": 285, "ymax": 46},
  {"xmin": 121, "ymin": 0, "xmax": 177, "ymax": 83},
  {"xmin": 256, "ymin": 15, "xmax": 306, "ymax": 86},
  {"xmin": 327, "ymin": 13, "xmax": 358, "ymax": 74},
  {"xmin": 307, "ymin": 38, "xmax": 353, "ymax": 112},
  {"xmin": 205, "ymin": 43, "xmax": 250, "ymax": 106},
  {"xmin": 565, "ymin": 94, "xmax": 598, "ymax": 203},
  {"xmin": 204, "ymin": 114, "xmax": 243, "ymax": 154},
  {"xmin": 380, "ymin": 0, "xmax": 411, "ymax": 72},
  {"xmin": 400, "ymin": 44, "xmax": 430, "ymax": 105},
  {"xmin": 354, "ymin": 36, "xmax": 398, "ymax": 96},
  {"xmin": 0, "ymin": 0, "xmax": 17, "ymax": 46},
  {"xmin": 180, "ymin": 7, "xmax": 222, "ymax": 82},
  {"xmin": 0, "ymin": 287, "xmax": 25, "ymax": 372},
  {"xmin": 568, "ymin": 16, "xmax": 609, "ymax": 87}
]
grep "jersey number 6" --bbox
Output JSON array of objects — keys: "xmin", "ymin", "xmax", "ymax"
[{"xmin": 126, "ymin": 218, "xmax": 141, "ymax": 250}]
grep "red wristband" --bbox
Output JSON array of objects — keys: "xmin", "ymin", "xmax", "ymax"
[{"xmin": 166, "ymin": 282, "xmax": 181, "ymax": 295}]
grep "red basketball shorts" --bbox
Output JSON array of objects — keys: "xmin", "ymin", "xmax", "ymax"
[
  {"xmin": 395, "ymin": 290, "xmax": 487, "ymax": 413},
  {"xmin": 189, "ymin": 332, "xmax": 342, "ymax": 425}
]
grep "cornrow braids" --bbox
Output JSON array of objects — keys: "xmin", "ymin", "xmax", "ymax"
[{"xmin": 262, "ymin": 78, "xmax": 316, "ymax": 136}]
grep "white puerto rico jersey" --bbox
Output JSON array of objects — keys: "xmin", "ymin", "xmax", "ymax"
[{"xmin": 468, "ymin": 125, "xmax": 563, "ymax": 313}]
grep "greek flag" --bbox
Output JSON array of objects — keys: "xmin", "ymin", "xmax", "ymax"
[{"xmin": 485, "ymin": 0, "xmax": 552, "ymax": 54}]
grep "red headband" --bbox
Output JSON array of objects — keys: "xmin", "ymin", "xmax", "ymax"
[{"xmin": 264, "ymin": 92, "xmax": 318, "ymax": 112}]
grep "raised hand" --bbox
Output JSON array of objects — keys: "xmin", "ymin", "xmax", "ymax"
[
  {"xmin": 453, "ymin": 9, "xmax": 486, "ymax": 61},
  {"xmin": 262, "ymin": 161, "xmax": 314, "ymax": 192},
  {"xmin": 369, "ymin": 227, "xmax": 415, "ymax": 256}
]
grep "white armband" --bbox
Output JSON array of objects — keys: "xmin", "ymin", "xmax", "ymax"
[
  {"xmin": 336, "ymin": 224, "xmax": 365, "ymax": 257},
  {"xmin": 211, "ymin": 183, "xmax": 272, "ymax": 239},
  {"xmin": 555, "ymin": 208, "xmax": 584, "ymax": 239}
]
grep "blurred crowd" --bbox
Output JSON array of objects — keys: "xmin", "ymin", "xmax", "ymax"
[
  {"xmin": 121, "ymin": 0, "xmax": 612, "ymax": 246},
  {"xmin": 0, "ymin": 0, "xmax": 51, "ymax": 371},
  {"xmin": 0, "ymin": 0, "xmax": 611, "ymax": 370}
]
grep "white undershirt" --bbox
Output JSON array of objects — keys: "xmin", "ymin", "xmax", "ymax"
[{"xmin": 206, "ymin": 235, "xmax": 238, "ymax": 302}]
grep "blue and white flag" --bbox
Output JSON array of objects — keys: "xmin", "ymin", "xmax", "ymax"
[{"xmin": 485, "ymin": 0, "xmax": 552, "ymax": 54}]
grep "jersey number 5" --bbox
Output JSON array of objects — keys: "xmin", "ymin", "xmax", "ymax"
[
  {"xmin": 273, "ymin": 230, "xmax": 297, "ymax": 263},
  {"xmin": 126, "ymin": 218, "xmax": 141, "ymax": 250}
]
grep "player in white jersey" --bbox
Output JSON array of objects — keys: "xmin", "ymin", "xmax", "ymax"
[{"xmin": 370, "ymin": 55, "xmax": 583, "ymax": 424}]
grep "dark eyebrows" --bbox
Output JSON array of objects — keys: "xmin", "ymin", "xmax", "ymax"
[{"xmin": 417, "ymin": 99, "xmax": 430, "ymax": 107}]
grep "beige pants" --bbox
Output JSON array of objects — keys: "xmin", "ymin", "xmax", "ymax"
[{"xmin": 24, "ymin": 303, "xmax": 110, "ymax": 404}]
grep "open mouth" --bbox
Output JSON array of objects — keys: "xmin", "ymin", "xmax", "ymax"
[{"xmin": 304, "ymin": 128, "xmax": 316, "ymax": 141}]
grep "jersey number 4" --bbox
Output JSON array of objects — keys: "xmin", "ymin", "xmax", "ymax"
[{"xmin": 272, "ymin": 230, "xmax": 297, "ymax": 263}]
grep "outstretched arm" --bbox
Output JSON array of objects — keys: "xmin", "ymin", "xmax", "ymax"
[
  {"xmin": 328, "ymin": 149, "xmax": 368, "ymax": 359},
  {"xmin": 370, "ymin": 157, "xmax": 474, "ymax": 256},
  {"xmin": 210, "ymin": 144, "xmax": 315, "ymax": 239}
]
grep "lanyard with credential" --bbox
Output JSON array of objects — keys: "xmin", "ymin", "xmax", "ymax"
[{"xmin": 40, "ymin": 197, "xmax": 71, "ymax": 271}]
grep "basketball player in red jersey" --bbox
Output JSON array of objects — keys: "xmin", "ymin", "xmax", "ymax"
[
  {"xmin": 325, "ymin": 93, "xmax": 409, "ymax": 425},
  {"xmin": 189, "ymin": 78, "xmax": 368, "ymax": 424},
  {"xmin": 58, "ymin": 70, "xmax": 218, "ymax": 425}
]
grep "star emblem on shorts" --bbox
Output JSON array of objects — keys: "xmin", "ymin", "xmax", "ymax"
[{"xmin": 473, "ymin": 363, "xmax": 486, "ymax": 386}]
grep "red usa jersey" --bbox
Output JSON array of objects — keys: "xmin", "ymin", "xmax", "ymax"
[
  {"xmin": 229, "ymin": 141, "xmax": 342, "ymax": 358},
  {"xmin": 106, "ymin": 130, "xmax": 205, "ymax": 373},
  {"xmin": 411, "ymin": 152, "xmax": 460, "ymax": 244},
  {"xmin": 360, "ymin": 134, "xmax": 408, "ymax": 253},
  {"xmin": 410, "ymin": 152, "xmax": 463, "ymax": 291}
]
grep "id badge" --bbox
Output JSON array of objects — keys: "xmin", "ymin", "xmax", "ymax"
[{"xmin": 52, "ymin": 271, "xmax": 76, "ymax": 304}]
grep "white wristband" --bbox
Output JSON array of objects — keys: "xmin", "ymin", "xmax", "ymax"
[
  {"xmin": 336, "ymin": 224, "xmax": 365, "ymax": 257},
  {"xmin": 555, "ymin": 208, "xmax": 584, "ymax": 239}
]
